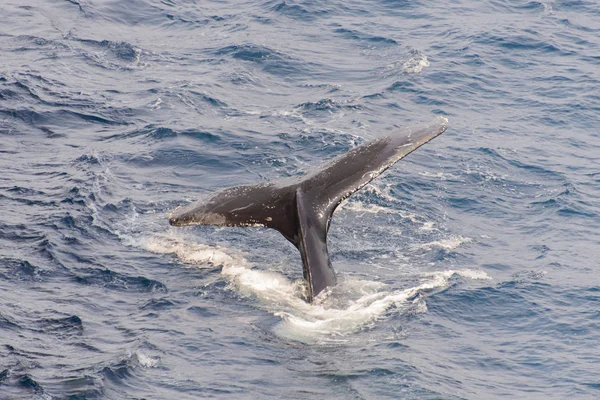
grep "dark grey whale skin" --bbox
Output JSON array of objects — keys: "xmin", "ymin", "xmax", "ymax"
[{"xmin": 169, "ymin": 116, "xmax": 448, "ymax": 302}]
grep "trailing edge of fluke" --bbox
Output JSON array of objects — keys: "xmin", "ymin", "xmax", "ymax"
[{"xmin": 169, "ymin": 116, "xmax": 448, "ymax": 302}]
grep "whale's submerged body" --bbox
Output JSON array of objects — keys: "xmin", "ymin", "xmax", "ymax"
[{"xmin": 169, "ymin": 116, "xmax": 448, "ymax": 302}]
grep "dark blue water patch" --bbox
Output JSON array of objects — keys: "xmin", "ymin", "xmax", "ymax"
[
  {"xmin": 436, "ymin": 147, "xmax": 568, "ymax": 209},
  {"xmin": 124, "ymin": 147, "xmax": 238, "ymax": 173},
  {"xmin": 18, "ymin": 374, "xmax": 44, "ymax": 394},
  {"xmin": 74, "ymin": 153, "xmax": 106, "ymax": 167},
  {"xmin": 277, "ymin": 129, "xmax": 358, "ymax": 166},
  {"xmin": 477, "ymin": 32, "xmax": 571, "ymax": 56},
  {"xmin": 0, "ymin": 191, "xmax": 58, "ymax": 208},
  {"xmin": 268, "ymin": 0, "xmax": 331, "ymax": 21},
  {"xmin": 38, "ymin": 315, "xmax": 84, "ymax": 337},
  {"xmin": 385, "ymin": 80, "xmax": 420, "ymax": 94},
  {"xmin": 60, "ymin": 187, "xmax": 88, "ymax": 207},
  {"xmin": 431, "ymin": 280, "xmax": 600, "ymax": 345},
  {"xmin": 216, "ymin": 44, "xmax": 285, "ymax": 63},
  {"xmin": 511, "ymin": 1, "xmax": 552, "ymax": 12},
  {"xmin": 32, "ymin": 237, "xmax": 70, "ymax": 271},
  {"xmin": 529, "ymin": 182, "xmax": 598, "ymax": 220},
  {"xmin": 71, "ymin": 36, "xmax": 141, "ymax": 61},
  {"xmin": 0, "ymin": 73, "xmax": 81, "ymax": 109},
  {"xmin": 332, "ymin": 26, "xmax": 398, "ymax": 45},
  {"xmin": 297, "ymin": 97, "xmax": 336, "ymax": 111},
  {"xmin": 476, "ymin": 148, "xmax": 557, "ymax": 180},
  {"xmin": 559, "ymin": 286, "xmax": 600, "ymax": 311},
  {"xmin": 187, "ymin": 90, "xmax": 228, "ymax": 108},
  {"xmin": 47, "ymin": 375, "xmax": 103, "ymax": 400},
  {"xmin": 555, "ymin": 0, "xmax": 600, "ymax": 15},
  {"xmin": 0, "ymin": 79, "xmax": 43, "ymax": 103},
  {"xmin": 225, "ymin": 69, "xmax": 267, "ymax": 87},
  {"xmin": 582, "ymin": 382, "xmax": 600, "ymax": 390},
  {"xmin": 101, "ymin": 124, "xmax": 224, "ymax": 145},
  {"xmin": 44, "ymin": 210, "xmax": 119, "ymax": 249},
  {"xmin": 412, "ymin": 93, "xmax": 449, "ymax": 108},
  {"xmin": 84, "ymin": 0, "xmax": 175, "ymax": 26},
  {"xmin": 71, "ymin": 341, "xmax": 104, "ymax": 354},
  {"xmin": 0, "ymin": 107, "xmax": 130, "ymax": 130},
  {"xmin": 0, "ymin": 366, "xmax": 50, "ymax": 399},
  {"xmin": 376, "ymin": 0, "xmax": 421, "ymax": 12},
  {"xmin": 64, "ymin": 0, "xmax": 85, "ymax": 13},
  {"xmin": 140, "ymin": 297, "xmax": 179, "ymax": 311},
  {"xmin": 164, "ymin": 11, "xmax": 233, "ymax": 29},
  {"xmin": 318, "ymin": 366, "xmax": 396, "ymax": 381},
  {"xmin": 101, "ymin": 199, "xmax": 135, "ymax": 220},
  {"xmin": 530, "ymin": 244, "xmax": 550, "ymax": 260},
  {"xmin": 0, "ymin": 258, "xmax": 45, "ymax": 282},
  {"xmin": 0, "ymin": 223, "xmax": 46, "ymax": 243},
  {"xmin": 532, "ymin": 84, "xmax": 584, "ymax": 103},
  {"xmin": 60, "ymin": 213, "xmax": 79, "ymax": 229},
  {"xmin": 462, "ymin": 51, "xmax": 486, "ymax": 68},
  {"xmin": 427, "ymin": 283, "xmax": 544, "ymax": 327},
  {"xmin": 100, "ymin": 359, "xmax": 134, "ymax": 386},
  {"xmin": 0, "ymin": 313, "xmax": 20, "ymax": 331},
  {"xmin": 73, "ymin": 267, "xmax": 167, "ymax": 293},
  {"xmin": 12, "ymin": 35, "xmax": 70, "ymax": 53},
  {"xmin": 0, "ymin": 368, "xmax": 8, "ymax": 382},
  {"xmin": 187, "ymin": 305, "xmax": 219, "ymax": 318},
  {"xmin": 38, "ymin": 125, "xmax": 65, "ymax": 138},
  {"xmin": 557, "ymin": 17, "xmax": 600, "ymax": 36},
  {"xmin": 164, "ymin": 12, "xmax": 197, "ymax": 25},
  {"xmin": 213, "ymin": 44, "xmax": 315, "ymax": 79},
  {"xmin": 296, "ymin": 98, "xmax": 363, "ymax": 119}
]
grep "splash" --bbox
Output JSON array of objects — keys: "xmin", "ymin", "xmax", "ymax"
[
  {"xmin": 142, "ymin": 232, "xmax": 489, "ymax": 343},
  {"xmin": 402, "ymin": 51, "xmax": 430, "ymax": 74},
  {"xmin": 340, "ymin": 200, "xmax": 419, "ymax": 222},
  {"xmin": 270, "ymin": 269, "xmax": 490, "ymax": 343},
  {"xmin": 415, "ymin": 236, "xmax": 473, "ymax": 250},
  {"xmin": 140, "ymin": 232, "xmax": 243, "ymax": 267},
  {"xmin": 135, "ymin": 351, "xmax": 158, "ymax": 368}
]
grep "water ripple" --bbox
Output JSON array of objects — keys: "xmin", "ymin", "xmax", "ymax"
[{"xmin": 1, "ymin": 0, "xmax": 599, "ymax": 398}]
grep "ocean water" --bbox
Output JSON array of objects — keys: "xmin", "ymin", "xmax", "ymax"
[{"xmin": 1, "ymin": 0, "xmax": 599, "ymax": 399}]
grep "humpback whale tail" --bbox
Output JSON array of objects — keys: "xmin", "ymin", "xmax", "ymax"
[{"xmin": 169, "ymin": 116, "xmax": 448, "ymax": 302}]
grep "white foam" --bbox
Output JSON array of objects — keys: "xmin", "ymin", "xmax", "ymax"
[
  {"xmin": 271, "ymin": 269, "xmax": 491, "ymax": 343},
  {"xmin": 140, "ymin": 232, "xmax": 242, "ymax": 267},
  {"xmin": 419, "ymin": 221, "xmax": 437, "ymax": 232},
  {"xmin": 414, "ymin": 236, "xmax": 473, "ymax": 250},
  {"xmin": 142, "ymin": 232, "xmax": 488, "ymax": 343},
  {"xmin": 136, "ymin": 351, "xmax": 158, "ymax": 368},
  {"xmin": 245, "ymin": 109, "xmax": 315, "ymax": 126},
  {"xmin": 423, "ymin": 269, "xmax": 492, "ymax": 282},
  {"xmin": 402, "ymin": 52, "xmax": 430, "ymax": 74},
  {"xmin": 221, "ymin": 264, "xmax": 305, "ymax": 300},
  {"xmin": 149, "ymin": 97, "xmax": 162, "ymax": 109},
  {"xmin": 362, "ymin": 183, "xmax": 397, "ymax": 203},
  {"xmin": 341, "ymin": 200, "xmax": 395, "ymax": 214},
  {"xmin": 419, "ymin": 171, "xmax": 458, "ymax": 180},
  {"xmin": 340, "ymin": 200, "xmax": 421, "ymax": 223},
  {"xmin": 541, "ymin": 3, "xmax": 553, "ymax": 14}
]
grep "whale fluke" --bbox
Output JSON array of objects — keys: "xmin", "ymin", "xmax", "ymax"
[{"xmin": 169, "ymin": 116, "xmax": 448, "ymax": 302}]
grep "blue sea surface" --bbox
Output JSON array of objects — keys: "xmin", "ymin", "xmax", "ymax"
[{"xmin": 1, "ymin": 0, "xmax": 599, "ymax": 399}]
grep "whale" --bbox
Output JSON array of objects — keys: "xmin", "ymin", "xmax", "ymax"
[{"xmin": 169, "ymin": 116, "xmax": 448, "ymax": 302}]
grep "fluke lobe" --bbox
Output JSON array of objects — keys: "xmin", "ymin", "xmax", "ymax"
[{"xmin": 169, "ymin": 116, "xmax": 448, "ymax": 302}]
